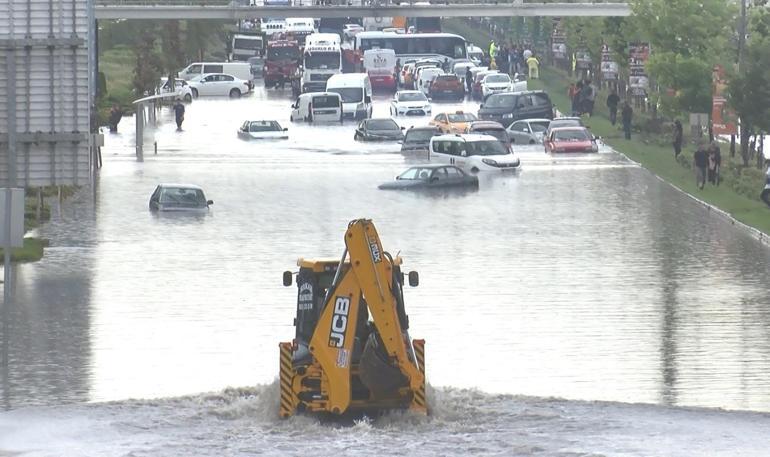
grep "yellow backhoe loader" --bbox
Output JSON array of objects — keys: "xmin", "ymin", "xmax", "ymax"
[{"xmin": 279, "ymin": 219, "xmax": 426, "ymax": 417}]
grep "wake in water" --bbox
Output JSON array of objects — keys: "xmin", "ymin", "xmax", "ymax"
[{"xmin": 2, "ymin": 382, "xmax": 770, "ymax": 456}]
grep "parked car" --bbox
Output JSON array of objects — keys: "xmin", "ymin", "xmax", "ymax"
[
  {"xmin": 480, "ymin": 73, "xmax": 513, "ymax": 100},
  {"xmin": 466, "ymin": 121, "xmax": 511, "ymax": 151},
  {"xmin": 400, "ymin": 126, "xmax": 441, "ymax": 154},
  {"xmin": 343, "ymin": 23, "xmax": 364, "ymax": 39},
  {"xmin": 378, "ymin": 165, "xmax": 479, "ymax": 190},
  {"xmin": 149, "ymin": 184, "xmax": 213, "ymax": 212},
  {"xmin": 478, "ymin": 90, "xmax": 554, "ymax": 127},
  {"xmin": 354, "ymin": 118, "xmax": 405, "ymax": 141},
  {"xmin": 156, "ymin": 78, "xmax": 193, "ymax": 103},
  {"xmin": 429, "ymin": 75, "xmax": 465, "ymax": 101},
  {"xmin": 237, "ymin": 120, "xmax": 288, "ymax": 139},
  {"xmin": 506, "ymin": 118, "xmax": 551, "ymax": 144},
  {"xmin": 544, "ymin": 127, "xmax": 598, "ymax": 153},
  {"xmin": 188, "ymin": 73, "xmax": 251, "ymax": 98},
  {"xmin": 430, "ymin": 111, "xmax": 478, "ymax": 134},
  {"xmin": 390, "ymin": 90, "xmax": 432, "ymax": 116},
  {"xmin": 429, "ymin": 133, "xmax": 521, "ymax": 172},
  {"xmin": 544, "ymin": 116, "xmax": 585, "ymax": 138}
]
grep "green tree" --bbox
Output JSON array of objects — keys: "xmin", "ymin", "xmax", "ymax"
[
  {"xmin": 161, "ymin": 20, "xmax": 186, "ymax": 75},
  {"xmin": 132, "ymin": 22, "xmax": 163, "ymax": 97}
]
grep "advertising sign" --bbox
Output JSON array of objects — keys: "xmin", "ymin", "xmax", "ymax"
[
  {"xmin": 711, "ymin": 64, "xmax": 738, "ymax": 136},
  {"xmin": 600, "ymin": 44, "xmax": 618, "ymax": 80},
  {"xmin": 551, "ymin": 18, "xmax": 567, "ymax": 60},
  {"xmin": 628, "ymin": 42, "xmax": 650, "ymax": 96}
]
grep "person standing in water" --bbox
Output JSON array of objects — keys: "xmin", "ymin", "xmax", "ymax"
[{"xmin": 173, "ymin": 98, "xmax": 185, "ymax": 130}]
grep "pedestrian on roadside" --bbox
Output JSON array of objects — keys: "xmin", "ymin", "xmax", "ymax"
[
  {"xmin": 578, "ymin": 80, "xmax": 591, "ymax": 115},
  {"xmin": 761, "ymin": 165, "xmax": 770, "ymax": 207},
  {"xmin": 465, "ymin": 66, "xmax": 473, "ymax": 94},
  {"xmin": 606, "ymin": 89, "xmax": 620, "ymax": 125},
  {"xmin": 693, "ymin": 143, "xmax": 709, "ymax": 189},
  {"xmin": 708, "ymin": 141, "xmax": 722, "ymax": 185},
  {"xmin": 584, "ymin": 79, "xmax": 596, "ymax": 116},
  {"xmin": 673, "ymin": 119, "xmax": 683, "ymax": 158},
  {"xmin": 621, "ymin": 101, "xmax": 633, "ymax": 140},
  {"xmin": 573, "ymin": 80, "xmax": 584, "ymax": 115},
  {"xmin": 173, "ymin": 98, "xmax": 185, "ymax": 130},
  {"xmin": 526, "ymin": 54, "xmax": 539, "ymax": 79},
  {"xmin": 108, "ymin": 104, "xmax": 123, "ymax": 133}
]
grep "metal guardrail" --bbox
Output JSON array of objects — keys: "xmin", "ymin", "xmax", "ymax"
[{"xmin": 95, "ymin": 0, "xmax": 627, "ymax": 5}]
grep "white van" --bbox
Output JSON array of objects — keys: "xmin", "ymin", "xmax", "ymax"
[
  {"xmin": 429, "ymin": 133, "xmax": 521, "ymax": 172},
  {"xmin": 325, "ymin": 73, "xmax": 373, "ymax": 120},
  {"xmin": 363, "ymin": 49, "xmax": 397, "ymax": 90},
  {"xmin": 179, "ymin": 62, "xmax": 252, "ymax": 83},
  {"xmin": 417, "ymin": 67, "xmax": 443, "ymax": 96},
  {"xmin": 289, "ymin": 92, "xmax": 343, "ymax": 123}
]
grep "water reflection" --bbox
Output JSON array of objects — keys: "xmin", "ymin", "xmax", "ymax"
[{"xmin": 1, "ymin": 88, "xmax": 769, "ymax": 413}]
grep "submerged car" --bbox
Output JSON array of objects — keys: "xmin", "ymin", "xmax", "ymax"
[
  {"xmin": 237, "ymin": 120, "xmax": 288, "ymax": 139},
  {"xmin": 466, "ymin": 121, "xmax": 511, "ymax": 152},
  {"xmin": 430, "ymin": 133, "xmax": 521, "ymax": 172},
  {"xmin": 544, "ymin": 116, "xmax": 584, "ymax": 138},
  {"xmin": 354, "ymin": 118, "xmax": 405, "ymax": 142},
  {"xmin": 149, "ymin": 184, "xmax": 213, "ymax": 212},
  {"xmin": 378, "ymin": 165, "xmax": 479, "ymax": 190},
  {"xmin": 430, "ymin": 111, "xmax": 478, "ymax": 134},
  {"xmin": 390, "ymin": 90, "xmax": 432, "ymax": 116},
  {"xmin": 401, "ymin": 126, "xmax": 441, "ymax": 154},
  {"xmin": 507, "ymin": 118, "xmax": 551, "ymax": 144},
  {"xmin": 429, "ymin": 75, "xmax": 465, "ymax": 101},
  {"xmin": 544, "ymin": 127, "xmax": 598, "ymax": 153}
]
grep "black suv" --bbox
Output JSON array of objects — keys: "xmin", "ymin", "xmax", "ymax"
[{"xmin": 477, "ymin": 90, "xmax": 554, "ymax": 127}]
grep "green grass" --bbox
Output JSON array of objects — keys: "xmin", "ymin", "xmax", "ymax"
[
  {"xmin": 530, "ymin": 67, "xmax": 770, "ymax": 236},
  {"xmin": 0, "ymin": 238, "xmax": 46, "ymax": 263},
  {"xmin": 99, "ymin": 45, "xmax": 137, "ymax": 120}
]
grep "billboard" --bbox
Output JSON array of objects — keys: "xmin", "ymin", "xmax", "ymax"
[
  {"xmin": 0, "ymin": 0, "xmax": 92, "ymax": 187},
  {"xmin": 628, "ymin": 42, "xmax": 650, "ymax": 96},
  {"xmin": 551, "ymin": 18, "xmax": 567, "ymax": 60},
  {"xmin": 600, "ymin": 44, "xmax": 618, "ymax": 80},
  {"xmin": 711, "ymin": 64, "xmax": 737, "ymax": 136}
]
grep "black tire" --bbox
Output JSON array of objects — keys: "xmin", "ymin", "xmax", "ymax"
[
  {"xmin": 470, "ymin": 167, "xmax": 479, "ymax": 173},
  {"xmin": 184, "ymin": 93, "xmax": 192, "ymax": 103},
  {"xmin": 191, "ymin": 88, "xmax": 198, "ymax": 99},
  {"xmin": 229, "ymin": 88, "xmax": 241, "ymax": 98}
]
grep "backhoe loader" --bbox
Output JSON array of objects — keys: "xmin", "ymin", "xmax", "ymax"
[{"xmin": 279, "ymin": 219, "xmax": 426, "ymax": 418}]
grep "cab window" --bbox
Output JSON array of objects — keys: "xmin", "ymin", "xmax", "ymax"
[
  {"xmin": 431, "ymin": 168, "xmax": 448, "ymax": 180},
  {"xmin": 187, "ymin": 64, "xmax": 202, "ymax": 75}
]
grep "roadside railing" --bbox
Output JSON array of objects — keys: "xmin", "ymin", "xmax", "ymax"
[{"xmin": 96, "ymin": 0, "xmax": 627, "ymax": 6}]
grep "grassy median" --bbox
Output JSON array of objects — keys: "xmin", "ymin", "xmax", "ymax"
[{"xmin": 0, "ymin": 238, "xmax": 46, "ymax": 263}]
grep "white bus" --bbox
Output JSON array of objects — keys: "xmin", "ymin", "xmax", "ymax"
[
  {"xmin": 346, "ymin": 32, "xmax": 467, "ymax": 70},
  {"xmin": 302, "ymin": 33, "xmax": 342, "ymax": 93}
]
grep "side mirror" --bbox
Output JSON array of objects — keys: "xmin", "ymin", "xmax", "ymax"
[
  {"xmin": 408, "ymin": 271, "xmax": 419, "ymax": 287},
  {"xmin": 207, "ymin": 200, "xmax": 214, "ymax": 205},
  {"xmin": 284, "ymin": 127, "xmax": 289, "ymax": 131},
  {"xmin": 365, "ymin": 96, "xmax": 371, "ymax": 103},
  {"xmin": 282, "ymin": 271, "xmax": 293, "ymax": 287},
  {"xmin": 400, "ymin": 126, "xmax": 405, "ymax": 130},
  {"xmin": 479, "ymin": 104, "xmax": 484, "ymax": 108}
]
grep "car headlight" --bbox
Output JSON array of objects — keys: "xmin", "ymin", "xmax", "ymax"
[
  {"xmin": 482, "ymin": 158, "xmax": 498, "ymax": 166},
  {"xmin": 502, "ymin": 113, "xmax": 514, "ymax": 119}
]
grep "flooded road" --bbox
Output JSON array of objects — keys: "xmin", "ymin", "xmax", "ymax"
[{"xmin": 2, "ymin": 87, "xmax": 770, "ymax": 455}]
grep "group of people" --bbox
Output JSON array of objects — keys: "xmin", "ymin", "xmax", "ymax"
[
  {"xmin": 692, "ymin": 141, "xmax": 722, "ymax": 190},
  {"xmin": 567, "ymin": 79, "xmax": 634, "ymax": 141},
  {"xmin": 487, "ymin": 41, "xmax": 539, "ymax": 79}
]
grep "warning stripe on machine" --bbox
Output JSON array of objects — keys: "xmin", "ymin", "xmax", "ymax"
[
  {"xmin": 279, "ymin": 342, "xmax": 294, "ymax": 418},
  {"xmin": 413, "ymin": 339, "xmax": 426, "ymax": 410}
]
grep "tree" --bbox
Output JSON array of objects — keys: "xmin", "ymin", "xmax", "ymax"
[
  {"xmin": 132, "ymin": 22, "xmax": 163, "ymax": 97},
  {"xmin": 161, "ymin": 20, "xmax": 186, "ymax": 75}
]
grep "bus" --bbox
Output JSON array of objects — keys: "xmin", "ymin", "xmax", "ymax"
[{"xmin": 345, "ymin": 32, "xmax": 467, "ymax": 70}]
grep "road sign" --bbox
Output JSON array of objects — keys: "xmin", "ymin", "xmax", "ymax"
[{"xmin": 0, "ymin": 188, "xmax": 24, "ymax": 249}]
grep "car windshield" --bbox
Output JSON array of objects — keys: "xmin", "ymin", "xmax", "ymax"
[
  {"xmin": 554, "ymin": 129, "xmax": 590, "ymax": 141},
  {"xmin": 267, "ymin": 46, "xmax": 300, "ymax": 60},
  {"xmin": 159, "ymin": 187, "xmax": 206, "ymax": 207},
  {"xmin": 398, "ymin": 167, "xmax": 435, "ymax": 180},
  {"xmin": 448, "ymin": 113, "xmax": 477, "ymax": 122},
  {"xmin": 312, "ymin": 95, "xmax": 340, "ymax": 108},
  {"xmin": 474, "ymin": 129, "xmax": 507, "ymax": 143},
  {"xmin": 305, "ymin": 52, "xmax": 340, "ymax": 69},
  {"xmin": 465, "ymin": 140, "xmax": 508, "ymax": 156},
  {"xmin": 398, "ymin": 92, "xmax": 427, "ymax": 102},
  {"xmin": 249, "ymin": 121, "xmax": 281, "ymax": 132},
  {"xmin": 405, "ymin": 129, "xmax": 437, "ymax": 142},
  {"xmin": 485, "ymin": 74, "xmax": 510, "ymax": 83},
  {"xmin": 484, "ymin": 94, "xmax": 516, "ymax": 108},
  {"xmin": 234, "ymin": 38, "xmax": 262, "ymax": 50},
  {"xmin": 531, "ymin": 121, "xmax": 550, "ymax": 132},
  {"xmin": 367, "ymin": 119, "xmax": 399, "ymax": 130},
  {"xmin": 327, "ymin": 87, "xmax": 363, "ymax": 103}
]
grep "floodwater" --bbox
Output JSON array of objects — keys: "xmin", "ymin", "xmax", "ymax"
[{"xmin": 2, "ymin": 87, "xmax": 770, "ymax": 456}]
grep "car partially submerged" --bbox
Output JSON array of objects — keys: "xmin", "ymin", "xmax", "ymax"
[
  {"xmin": 544, "ymin": 127, "xmax": 598, "ymax": 153},
  {"xmin": 237, "ymin": 120, "xmax": 288, "ymax": 139},
  {"xmin": 401, "ymin": 125, "xmax": 441, "ymax": 154},
  {"xmin": 149, "ymin": 184, "xmax": 213, "ymax": 212},
  {"xmin": 354, "ymin": 118, "xmax": 405, "ymax": 142},
  {"xmin": 378, "ymin": 164, "xmax": 478, "ymax": 190}
]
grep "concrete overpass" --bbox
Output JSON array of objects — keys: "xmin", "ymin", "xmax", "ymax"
[{"xmin": 94, "ymin": 1, "xmax": 631, "ymax": 19}]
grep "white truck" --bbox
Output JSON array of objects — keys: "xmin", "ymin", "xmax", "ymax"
[
  {"xmin": 301, "ymin": 33, "xmax": 342, "ymax": 93},
  {"xmin": 231, "ymin": 34, "xmax": 264, "ymax": 62}
]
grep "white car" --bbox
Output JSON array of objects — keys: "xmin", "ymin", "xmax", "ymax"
[
  {"xmin": 506, "ymin": 118, "xmax": 551, "ymax": 144},
  {"xmin": 390, "ymin": 90, "xmax": 432, "ymax": 116},
  {"xmin": 429, "ymin": 133, "xmax": 521, "ymax": 172},
  {"xmin": 156, "ymin": 78, "xmax": 193, "ymax": 103},
  {"xmin": 417, "ymin": 67, "xmax": 444, "ymax": 95},
  {"xmin": 343, "ymin": 24, "xmax": 364, "ymax": 39},
  {"xmin": 188, "ymin": 73, "xmax": 251, "ymax": 98},
  {"xmin": 481, "ymin": 73, "xmax": 514, "ymax": 100},
  {"xmin": 237, "ymin": 120, "xmax": 288, "ymax": 140}
]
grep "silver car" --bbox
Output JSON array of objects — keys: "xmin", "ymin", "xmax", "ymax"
[{"xmin": 506, "ymin": 118, "xmax": 551, "ymax": 145}]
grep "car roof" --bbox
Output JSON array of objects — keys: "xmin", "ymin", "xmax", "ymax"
[
  {"xmin": 515, "ymin": 118, "xmax": 552, "ymax": 123},
  {"xmin": 432, "ymin": 133, "xmax": 499, "ymax": 142},
  {"xmin": 407, "ymin": 125, "xmax": 439, "ymax": 131},
  {"xmin": 302, "ymin": 91, "xmax": 341, "ymax": 97},
  {"xmin": 407, "ymin": 164, "xmax": 457, "ymax": 170},
  {"xmin": 158, "ymin": 183, "xmax": 203, "ymax": 190},
  {"xmin": 469, "ymin": 121, "xmax": 504, "ymax": 129},
  {"xmin": 550, "ymin": 126, "xmax": 589, "ymax": 133},
  {"xmin": 396, "ymin": 90, "xmax": 424, "ymax": 95},
  {"xmin": 553, "ymin": 116, "xmax": 582, "ymax": 121}
]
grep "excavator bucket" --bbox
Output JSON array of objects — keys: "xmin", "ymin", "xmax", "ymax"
[{"xmin": 279, "ymin": 219, "xmax": 426, "ymax": 418}]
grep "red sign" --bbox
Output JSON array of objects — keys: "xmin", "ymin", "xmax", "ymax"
[{"xmin": 711, "ymin": 64, "xmax": 737, "ymax": 136}]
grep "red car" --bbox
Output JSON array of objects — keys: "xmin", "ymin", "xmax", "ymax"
[
  {"xmin": 429, "ymin": 75, "xmax": 465, "ymax": 101},
  {"xmin": 544, "ymin": 127, "xmax": 598, "ymax": 153}
]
